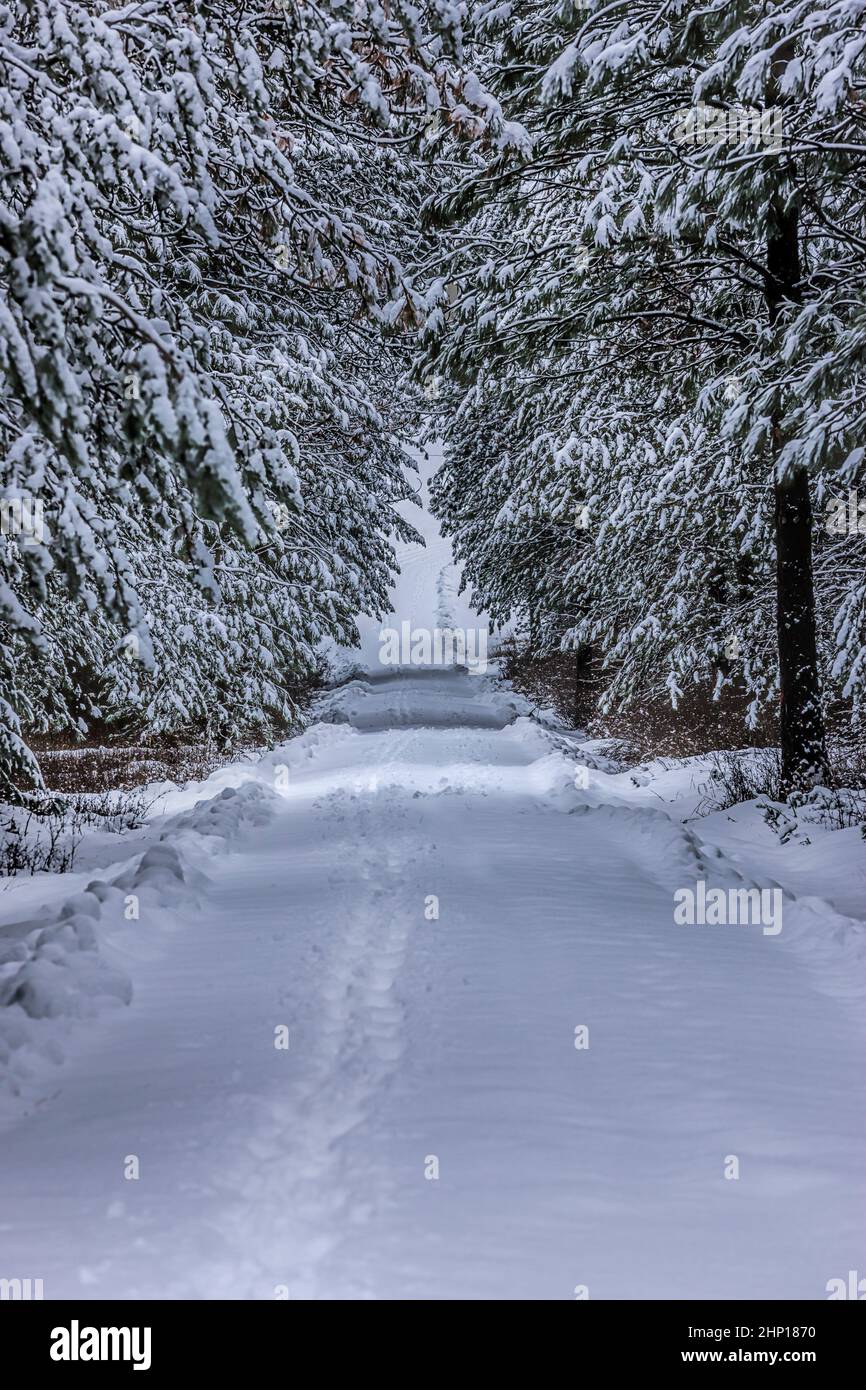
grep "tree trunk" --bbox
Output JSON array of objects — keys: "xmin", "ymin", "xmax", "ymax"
[
  {"xmin": 766, "ymin": 201, "xmax": 830, "ymax": 793},
  {"xmin": 773, "ymin": 465, "xmax": 829, "ymax": 791}
]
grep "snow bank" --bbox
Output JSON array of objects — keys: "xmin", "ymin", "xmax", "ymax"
[
  {"xmin": 0, "ymin": 729, "xmax": 352, "ymax": 1116},
  {"xmin": 526, "ymin": 732, "xmax": 866, "ymax": 1007},
  {"xmin": 0, "ymin": 849, "xmax": 182, "ymax": 1116}
]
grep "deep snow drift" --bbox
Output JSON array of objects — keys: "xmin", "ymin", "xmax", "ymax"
[{"xmin": 1, "ymin": 450, "xmax": 865, "ymax": 1300}]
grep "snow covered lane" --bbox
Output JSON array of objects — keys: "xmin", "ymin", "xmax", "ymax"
[{"xmin": 1, "ymin": 670, "xmax": 865, "ymax": 1300}]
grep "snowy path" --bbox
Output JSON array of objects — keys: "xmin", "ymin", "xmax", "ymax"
[
  {"xmin": 2, "ymin": 452, "xmax": 865, "ymax": 1301},
  {"xmin": 2, "ymin": 668, "xmax": 865, "ymax": 1300}
]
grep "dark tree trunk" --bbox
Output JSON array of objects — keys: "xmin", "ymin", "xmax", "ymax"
[
  {"xmin": 572, "ymin": 642, "xmax": 592, "ymax": 726},
  {"xmin": 766, "ymin": 201, "xmax": 830, "ymax": 793},
  {"xmin": 773, "ymin": 466, "xmax": 829, "ymax": 791}
]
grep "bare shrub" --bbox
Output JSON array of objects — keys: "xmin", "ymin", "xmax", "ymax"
[
  {"xmin": 0, "ymin": 785, "xmax": 162, "ymax": 877},
  {"xmin": 694, "ymin": 748, "xmax": 784, "ymax": 814}
]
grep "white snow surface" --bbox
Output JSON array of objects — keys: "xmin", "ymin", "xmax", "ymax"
[{"xmin": 1, "ymin": 458, "xmax": 866, "ymax": 1300}]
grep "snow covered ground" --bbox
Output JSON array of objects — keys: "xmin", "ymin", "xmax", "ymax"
[{"xmin": 1, "ymin": 450, "xmax": 865, "ymax": 1301}]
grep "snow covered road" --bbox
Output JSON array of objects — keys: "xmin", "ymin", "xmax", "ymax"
[{"xmin": 2, "ymin": 668, "xmax": 865, "ymax": 1300}]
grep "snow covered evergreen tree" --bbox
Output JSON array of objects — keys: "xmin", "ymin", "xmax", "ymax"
[
  {"xmin": 0, "ymin": 0, "xmax": 490, "ymax": 796},
  {"xmin": 422, "ymin": 0, "xmax": 866, "ymax": 792}
]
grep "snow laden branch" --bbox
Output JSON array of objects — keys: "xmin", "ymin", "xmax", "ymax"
[
  {"xmin": 420, "ymin": 0, "xmax": 866, "ymax": 794},
  {"xmin": 0, "ymin": 0, "xmax": 501, "ymax": 796}
]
